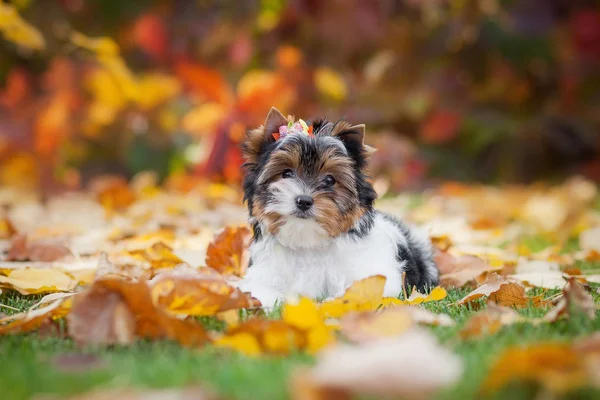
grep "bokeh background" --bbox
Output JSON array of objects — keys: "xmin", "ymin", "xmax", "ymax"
[{"xmin": 1, "ymin": 0, "xmax": 599, "ymax": 194}]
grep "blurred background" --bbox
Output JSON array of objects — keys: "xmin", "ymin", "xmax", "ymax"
[{"xmin": 1, "ymin": 0, "xmax": 599, "ymax": 195}]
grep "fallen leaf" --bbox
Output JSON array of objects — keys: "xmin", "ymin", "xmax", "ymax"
[
  {"xmin": 205, "ymin": 225, "xmax": 251, "ymax": 276},
  {"xmin": 67, "ymin": 277, "xmax": 209, "ymax": 346},
  {"xmin": 0, "ymin": 295, "xmax": 72, "ymax": 335},
  {"xmin": 544, "ymin": 277, "xmax": 596, "ymax": 322},
  {"xmin": 213, "ymin": 332, "xmax": 262, "ymax": 356},
  {"xmin": 459, "ymin": 303, "xmax": 522, "ymax": 339},
  {"xmin": 438, "ymin": 253, "xmax": 500, "ymax": 288},
  {"xmin": 0, "ymin": 267, "xmax": 82, "ymax": 294},
  {"xmin": 215, "ymin": 319, "xmax": 306, "ymax": 356},
  {"xmin": 339, "ymin": 308, "xmax": 413, "ymax": 343},
  {"xmin": 293, "ymin": 328, "xmax": 463, "ymax": 400},
  {"xmin": 149, "ymin": 267, "xmax": 259, "ymax": 316},
  {"xmin": 456, "ymin": 273, "xmax": 529, "ymax": 308},
  {"xmin": 128, "ymin": 242, "xmax": 186, "ymax": 271},
  {"xmin": 319, "ymin": 275, "xmax": 386, "ymax": 318},
  {"xmin": 482, "ymin": 343, "xmax": 590, "ymax": 395},
  {"xmin": 6, "ymin": 234, "xmax": 72, "ymax": 262},
  {"xmin": 68, "ymin": 286, "xmax": 136, "ymax": 345},
  {"xmin": 405, "ymin": 286, "xmax": 448, "ymax": 304},
  {"xmin": 509, "ymin": 260, "xmax": 566, "ymax": 289},
  {"xmin": 94, "ymin": 253, "xmax": 149, "ymax": 280},
  {"xmin": 283, "ymin": 297, "xmax": 336, "ymax": 353}
]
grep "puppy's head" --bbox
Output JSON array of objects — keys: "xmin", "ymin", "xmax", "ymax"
[{"xmin": 243, "ymin": 107, "xmax": 377, "ymax": 249}]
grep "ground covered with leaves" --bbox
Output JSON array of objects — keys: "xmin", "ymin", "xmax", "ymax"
[{"xmin": 1, "ymin": 175, "xmax": 600, "ymax": 400}]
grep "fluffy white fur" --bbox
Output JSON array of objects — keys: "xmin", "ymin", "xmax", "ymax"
[{"xmin": 237, "ymin": 212, "xmax": 429, "ymax": 307}]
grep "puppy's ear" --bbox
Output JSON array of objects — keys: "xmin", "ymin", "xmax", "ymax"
[
  {"xmin": 243, "ymin": 107, "xmax": 288, "ymax": 164},
  {"xmin": 332, "ymin": 123, "xmax": 376, "ymax": 160}
]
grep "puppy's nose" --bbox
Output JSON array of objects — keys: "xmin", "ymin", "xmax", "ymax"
[{"xmin": 295, "ymin": 195, "xmax": 314, "ymax": 211}]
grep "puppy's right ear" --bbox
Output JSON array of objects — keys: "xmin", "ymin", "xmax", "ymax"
[{"xmin": 243, "ymin": 107, "xmax": 288, "ymax": 164}]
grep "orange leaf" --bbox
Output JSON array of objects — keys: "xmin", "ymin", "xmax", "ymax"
[
  {"xmin": 205, "ymin": 226, "xmax": 251, "ymax": 277},
  {"xmin": 456, "ymin": 273, "xmax": 529, "ymax": 308},
  {"xmin": 149, "ymin": 267, "xmax": 260, "ymax": 316},
  {"xmin": 482, "ymin": 343, "xmax": 589, "ymax": 395},
  {"xmin": 67, "ymin": 277, "xmax": 208, "ymax": 346},
  {"xmin": 0, "ymin": 294, "xmax": 72, "ymax": 335},
  {"xmin": 174, "ymin": 60, "xmax": 234, "ymax": 105}
]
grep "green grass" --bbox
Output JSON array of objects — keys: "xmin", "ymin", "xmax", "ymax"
[{"xmin": 1, "ymin": 284, "xmax": 600, "ymax": 400}]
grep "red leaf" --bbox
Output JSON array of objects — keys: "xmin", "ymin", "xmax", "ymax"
[{"xmin": 420, "ymin": 111, "xmax": 461, "ymax": 144}]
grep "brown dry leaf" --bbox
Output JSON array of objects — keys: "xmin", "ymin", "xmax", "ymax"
[
  {"xmin": 459, "ymin": 303, "xmax": 522, "ymax": 339},
  {"xmin": 67, "ymin": 277, "xmax": 209, "ymax": 346},
  {"xmin": 205, "ymin": 225, "xmax": 251, "ymax": 277},
  {"xmin": 149, "ymin": 267, "xmax": 260, "ymax": 316},
  {"xmin": 339, "ymin": 306, "xmax": 454, "ymax": 343},
  {"xmin": 543, "ymin": 277, "xmax": 596, "ymax": 322},
  {"xmin": 0, "ymin": 294, "xmax": 72, "ymax": 335},
  {"xmin": 456, "ymin": 273, "xmax": 529, "ymax": 308},
  {"xmin": 94, "ymin": 253, "xmax": 149, "ymax": 281},
  {"xmin": 291, "ymin": 328, "xmax": 463, "ymax": 400},
  {"xmin": 437, "ymin": 252, "xmax": 500, "ymax": 288},
  {"xmin": 7, "ymin": 234, "xmax": 72, "ymax": 262},
  {"xmin": 481, "ymin": 343, "xmax": 591, "ymax": 395}
]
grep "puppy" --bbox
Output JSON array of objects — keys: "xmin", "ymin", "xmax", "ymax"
[{"xmin": 238, "ymin": 107, "xmax": 439, "ymax": 307}]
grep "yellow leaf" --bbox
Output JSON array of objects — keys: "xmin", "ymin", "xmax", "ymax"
[
  {"xmin": 214, "ymin": 332, "xmax": 262, "ymax": 356},
  {"xmin": 134, "ymin": 73, "xmax": 181, "ymax": 110},
  {"xmin": 306, "ymin": 323, "xmax": 336, "ymax": 354},
  {"xmin": 85, "ymin": 68, "xmax": 126, "ymax": 110},
  {"xmin": 236, "ymin": 70, "xmax": 280, "ymax": 100},
  {"xmin": 0, "ymin": 152, "xmax": 39, "ymax": 189},
  {"xmin": 404, "ymin": 286, "xmax": 448, "ymax": 305},
  {"xmin": 149, "ymin": 268, "xmax": 258, "ymax": 316},
  {"xmin": 70, "ymin": 31, "xmax": 120, "ymax": 56},
  {"xmin": 182, "ymin": 102, "xmax": 227, "ymax": 136},
  {"xmin": 319, "ymin": 275, "xmax": 386, "ymax": 318},
  {"xmin": 284, "ymin": 297, "xmax": 323, "ymax": 331},
  {"xmin": 0, "ymin": 268, "xmax": 80, "ymax": 294},
  {"xmin": 314, "ymin": 67, "xmax": 348, "ymax": 102},
  {"xmin": 0, "ymin": 3, "xmax": 45, "ymax": 50}
]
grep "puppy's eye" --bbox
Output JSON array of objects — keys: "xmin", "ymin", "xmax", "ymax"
[
  {"xmin": 323, "ymin": 175, "xmax": 336, "ymax": 186},
  {"xmin": 282, "ymin": 169, "xmax": 295, "ymax": 179}
]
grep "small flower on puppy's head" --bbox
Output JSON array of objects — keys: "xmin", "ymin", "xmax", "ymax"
[{"xmin": 272, "ymin": 118, "xmax": 313, "ymax": 141}]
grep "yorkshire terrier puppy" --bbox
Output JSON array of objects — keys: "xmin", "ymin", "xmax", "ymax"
[{"xmin": 238, "ymin": 107, "xmax": 439, "ymax": 307}]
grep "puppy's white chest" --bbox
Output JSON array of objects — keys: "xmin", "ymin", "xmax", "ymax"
[{"xmin": 240, "ymin": 214, "xmax": 405, "ymax": 306}]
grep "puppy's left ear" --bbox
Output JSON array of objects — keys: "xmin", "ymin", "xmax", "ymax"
[
  {"xmin": 334, "ymin": 124, "xmax": 376, "ymax": 160},
  {"xmin": 243, "ymin": 107, "xmax": 288, "ymax": 164}
]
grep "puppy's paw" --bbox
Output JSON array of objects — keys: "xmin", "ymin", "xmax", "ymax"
[{"xmin": 238, "ymin": 282, "xmax": 284, "ymax": 308}]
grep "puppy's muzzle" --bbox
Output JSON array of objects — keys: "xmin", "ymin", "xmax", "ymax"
[{"xmin": 295, "ymin": 195, "xmax": 314, "ymax": 212}]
